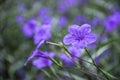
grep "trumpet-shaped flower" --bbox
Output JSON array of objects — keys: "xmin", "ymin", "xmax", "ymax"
[
  {"xmin": 63, "ymin": 24, "xmax": 97, "ymax": 49},
  {"xmin": 32, "ymin": 52, "xmax": 55, "ymax": 69}
]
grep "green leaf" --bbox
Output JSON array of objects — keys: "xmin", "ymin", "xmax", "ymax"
[
  {"xmin": 98, "ymin": 38, "xmax": 120, "ymax": 50},
  {"xmin": 101, "ymin": 69, "xmax": 118, "ymax": 80},
  {"xmin": 59, "ymin": 71, "xmax": 86, "ymax": 80},
  {"xmin": 42, "ymin": 69, "xmax": 51, "ymax": 78}
]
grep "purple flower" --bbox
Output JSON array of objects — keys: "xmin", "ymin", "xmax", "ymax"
[
  {"xmin": 59, "ymin": 47, "xmax": 82, "ymax": 64},
  {"xmin": 38, "ymin": 7, "xmax": 52, "ymax": 24},
  {"xmin": 38, "ymin": 7, "xmax": 49, "ymax": 17},
  {"xmin": 74, "ymin": 15, "xmax": 87, "ymax": 25},
  {"xmin": 32, "ymin": 52, "xmax": 55, "ymax": 69},
  {"xmin": 57, "ymin": 0, "xmax": 78, "ymax": 13},
  {"xmin": 24, "ymin": 41, "xmax": 55, "ymax": 69},
  {"xmin": 16, "ymin": 15, "xmax": 24, "ymax": 25},
  {"xmin": 87, "ymin": 43, "xmax": 96, "ymax": 50},
  {"xmin": 58, "ymin": 16, "xmax": 67, "ymax": 27},
  {"xmin": 24, "ymin": 40, "xmax": 45, "ymax": 66},
  {"xmin": 57, "ymin": 2, "xmax": 68, "ymax": 13},
  {"xmin": 104, "ymin": 12, "xmax": 120, "ymax": 32},
  {"xmin": 63, "ymin": 24, "xmax": 97, "ymax": 49},
  {"xmin": 25, "ymin": 50, "xmax": 55, "ymax": 69},
  {"xmin": 34, "ymin": 24, "xmax": 51, "ymax": 44},
  {"xmin": 22, "ymin": 18, "xmax": 38, "ymax": 38},
  {"xmin": 17, "ymin": 3, "xmax": 26, "ymax": 12},
  {"xmin": 91, "ymin": 17, "xmax": 100, "ymax": 27},
  {"xmin": 41, "ymin": 16, "xmax": 52, "ymax": 24}
]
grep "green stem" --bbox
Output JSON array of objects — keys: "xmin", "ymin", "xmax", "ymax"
[
  {"xmin": 50, "ymin": 67, "xmax": 61, "ymax": 80},
  {"xmin": 50, "ymin": 57, "xmax": 74, "ymax": 80},
  {"xmin": 46, "ymin": 41, "xmax": 61, "ymax": 47},
  {"xmin": 85, "ymin": 48, "xmax": 110, "ymax": 80}
]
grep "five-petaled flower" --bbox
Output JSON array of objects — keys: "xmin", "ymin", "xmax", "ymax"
[{"xmin": 63, "ymin": 24, "xmax": 97, "ymax": 49}]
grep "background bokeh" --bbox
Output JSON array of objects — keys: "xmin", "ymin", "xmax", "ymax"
[{"xmin": 0, "ymin": 0, "xmax": 120, "ymax": 80}]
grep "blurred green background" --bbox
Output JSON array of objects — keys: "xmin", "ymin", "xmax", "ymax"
[{"xmin": 0, "ymin": 0, "xmax": 120, "ymax": 80}]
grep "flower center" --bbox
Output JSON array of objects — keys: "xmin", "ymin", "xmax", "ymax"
[{"xmin": 75, "ymin": 36, "xmax": 84, "ymax": 41}]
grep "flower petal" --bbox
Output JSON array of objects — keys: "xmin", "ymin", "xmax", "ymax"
[
  {"xmin": 68, "ymin": 46, "xmax": 82, "ymax": 58},
  {"xmin": 85, "ymin": 33, "xmax": 97, "ymax": 44},
  {"xmin": 33, "ymin": 57, "xmax": 53, "ymax": 69},
  {"xmin": 32, "ymin": 58, "xmax": 47, "ymax": 69},
  {"xmin": 36, "ymin": 40, "xmax": 45, "ymax": 49},
  {"xmin": 79, "ymin": 24, "xmax": 91, "ymax": 34},
  {"xmin": 63, "ymin": 34, "xmax": 74, "ymax": 45},
  {"xmin": 24, "ymin": 49, "xmax": 39, "ymax": 66},
  {"xmin": 59, "ymin": 53, "xmax": 72, "ymax": 64},
  {"xmin": 73, "ymin": 41, "xmax": 86, "ymax": 49},
  {"xmin": 68, "ymin": 25, "xmax": 79, "ymax": 34}
]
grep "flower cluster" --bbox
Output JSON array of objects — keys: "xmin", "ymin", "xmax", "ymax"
[{"xmin": 23, "ymin": 23, "xmax": 97, "ymax": 69}]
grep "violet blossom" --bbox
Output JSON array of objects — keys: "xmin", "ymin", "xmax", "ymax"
[
  {"xmin": 63, "ymin": 24, "xmax": 97, "ymax": 49},
  {"xmin": 34, "ymin": 24, "xmax": 52, "ymax": 44},
  {"xmin": 74, "ymin": 15, "xmax": 87, "ymax": 25},
  {"xmin": 104, "ymin": 12, "xmax": 120, "ymax": 32},
  {"xmin": 16, "ymin": 15, "xmax": 24, "ymax": 25},
  {"xmin": 24, "ymin": 40, "xmax": 45, "ymax": 66},
  {"xmin": 59, "ymin": 47, "xmax": 82, "ymax": 64},
  {"xmin": 58, "ymin": 16, "xmax": 67, "ymax": 27},
  {"xmin": 38, "ymin": 7, "xmax": 52, "ymax": 24},
  {"xmin": 24, "ymin": 40, "xmax": 55, "ymax": 69},
  {"xmin": 32, "ymin": 52, "xmax": 55, "ymax": 69},
  {"xmin": 57, "ymin": 0, "xmax": 78, "ymax": 13},
  {"xmin": 22, "ymin": 18, "xmax": 38, "ymax": 38}
]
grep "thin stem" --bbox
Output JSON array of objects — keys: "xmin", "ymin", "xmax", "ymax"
[
  {"xmin": 46, "ymin": 41, "xmax": 60, "ymax": 47},
  {"xmin": 50, "ymin": 67, "xmax": 61, "ymax": 80},
  {"xmin": 46, "ymin": 41, "xmax": 107, "ymax": 80},
  {"xmin": 49, "ymin": 57, "xmax": 74, "ymax": 80},
  {"xmin": 85, "ymin": 48, "xmax": 110, "ymax": 80}
]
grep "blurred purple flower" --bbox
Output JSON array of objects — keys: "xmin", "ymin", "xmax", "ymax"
[
  {"xmin": 41, "ymin": 16, "xmax": 53, "ymax": 24},
  {"xmin": 58, "ymin": 0, "xmax": 78, "ymax": 13},
  {"xmin": 18, "ymin": 3, "xmax": 26, "ymax": 12},
  {"xmin": 34, "ymin": 25, "xmax": 51, "ymax": 44},
  {"xmin": 63, "ymin": 24, "xmax": 97, "ymax": 49},
  {"xmin": 24, "ymin": 40, "xmax": 45, "ymax": 66},
  {"xmin": 66, "ymin": 0, "xmax": 78, "ymax": 7},
  {"xmin": 79, "ymin": 0, "xmax": 88, "ymax": 5},
  {"xmin": 87, "ymin": 43, "xmax": 96, "ymax": 50},
  {"xmin": 16, "ymin": 69, "xmax": 25, "ymax": 80},
  {"xmin": 59, "ymin": 47, "xmax": 82, "ymax": 64},
  {"xmin": 38, "ymin": 7, "xmax": 52, "ymax": 24},
  {"xmin": 104, "ymin": 12, "xmax": 120, "ymax": 32},
  {"xmin": 25, "ymin": 49, "xmax": 55, "ymax": 69},
  {"xmin": 91, "ymin": 17, "xmax": 100, "ymax": 27},
  {"xmin": 58, "ymin": 16, "xmax": 67, "ymax": 27},
  {"xmin": 22, "ymin": 18, "xmax": 38, "ymax": 38},
  {"xmin": 24, "ymin": 39, "xmax": 55, "ymax": 69},
  {"xmin": 74, "ymin": 15, "xmax": 87, "ymax": 25},
  {"xmin": 57, "ymin": 2, "xmax": 68, "ymax": 13},
  {"xmin": 38, "ymin": 7, "xmax": 49, "ymax": 17},
  {"xmin": 32, "ymin": 52, "xmax": 55, "ymax": 69},
  {"xmin": 16, "ymin": 15, "xmax": 24, "ymax": 25}
]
